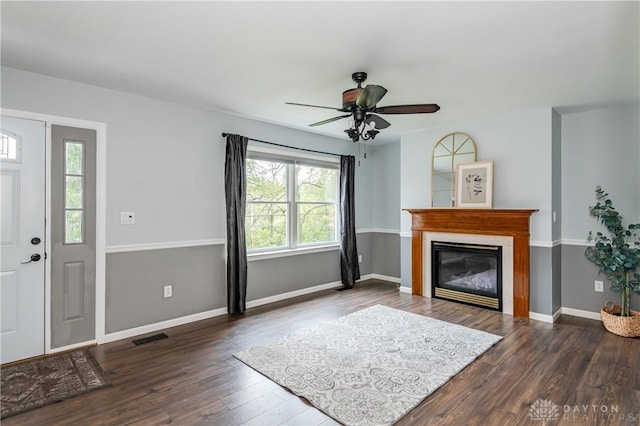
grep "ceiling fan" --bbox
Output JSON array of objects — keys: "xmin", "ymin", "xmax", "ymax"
[{"xmin": 286, "ymin": 72, "xmax": 440, "ymax": 142}]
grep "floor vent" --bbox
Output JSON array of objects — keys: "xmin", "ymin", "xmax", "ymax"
[{"xmin": 133, "ymin": 333, "xmax": 168, "ymax": 346}]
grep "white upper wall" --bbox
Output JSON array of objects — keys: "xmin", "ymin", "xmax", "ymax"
[
  {"xmin": 400, "ymin": 107, "xmax": 553, "ymax": 242},
  {"xmin": 5, "ymin": 67, "xmax": 636, "ymax": 247},
  {"xmin": 1, "ymin": 67, "xmax": 370, "ymax": 246},
  {"xmin": 398, "ymin": 103, "xmax": 640, "ymax": 244},
  {"xmin": 370, "ymin": 142, "xmax": 401, "ymax": 231},
  {"xmin": 561, "ymin": 103, "xmax": 640, "ymax": 241}
]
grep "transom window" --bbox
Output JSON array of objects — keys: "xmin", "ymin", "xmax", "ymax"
[
  {"xmin": 246, "ymin": 149, "xmax": 339, "ymax": 252},
  {"xmin": 0, "ymin": 130, "xmax": 21, "ymax": 162}
]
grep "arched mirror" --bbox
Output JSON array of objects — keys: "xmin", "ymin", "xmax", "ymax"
[{"xmin": 431, "ymin": 132, "xmax": 477, "ymax": 207}]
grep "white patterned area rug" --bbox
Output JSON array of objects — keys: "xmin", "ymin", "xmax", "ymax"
[{"xmin": 233, "ymin": 304, "xmax": 502, "ymax": 426}]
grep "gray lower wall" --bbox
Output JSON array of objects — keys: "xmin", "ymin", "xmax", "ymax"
[
  {"xmin": 530, "ymin": 246, "xmax": 552, "ymax": 315},
  {"xmin": 552, "ymin": 245, "xmax": 562, "ymax": 314},
  {"xmin": 246, "ymin": 232, "xmax": 377, "ymax": 302},
  {"xmin": 247, "ymin": 250, "xmax": 342, "ymax": 300},
  {"xmin": 357, "ymin": 233, "xmax": 373, "ymax": 277},
  {"xmin": 105, "ymin": 236, "xmax": 639, "ymax": 335},
  {"xmin": 106, "ymin": 233, "xmax": 377, "ymax": 334},
  {"xmin": 372, "ymin": 232, "xmax": 401, "ymax": 279},
  {"xmin": 401, "ymin": 236, "xmax": 412, "ymax": 289},
  {"xmin": 246, "ymin": 232, "xmax": 394, "ymax": 301},
  {"xmin": 562, "ymin": 244, "xmax": 640, "ymax": 312},
  {"xmin": 106, "ymin": 245, "xmax": 226, "ymax": 333}
]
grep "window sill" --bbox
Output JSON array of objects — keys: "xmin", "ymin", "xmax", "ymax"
[{"xmin": 247, "ymin": 244, "xmax": 340, "ymax": 261}]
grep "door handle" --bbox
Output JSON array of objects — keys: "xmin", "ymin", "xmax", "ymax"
[{"xmin": 21, "ymin": 254, "xmax": 41, "ymax": 264}]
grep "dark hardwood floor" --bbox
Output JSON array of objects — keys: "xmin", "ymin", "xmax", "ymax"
[{"xmin": 4, "ymin": 279, "xmax": 639, "ymax": 425}]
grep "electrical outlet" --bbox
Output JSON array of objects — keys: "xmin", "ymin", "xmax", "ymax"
[
  {"xmin": 163, "ymin": 284, "xmax": 173, "ymax": 298},
  {"xmin": 358, "ymin": 255, "xmax": 363, "ymax": 263},
  {"xmin": 594, "ymin": 280, "xmax": 604, "ymax": 292}
]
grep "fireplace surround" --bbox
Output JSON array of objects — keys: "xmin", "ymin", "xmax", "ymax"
[{"xmin": 405, "ymin": 208, "xmax": 537, "ymax": 318}]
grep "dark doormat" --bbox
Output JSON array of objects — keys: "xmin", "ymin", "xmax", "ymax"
[{"xmin": 1, "ymin": 349, "xmax": 111, "ymax": 419}]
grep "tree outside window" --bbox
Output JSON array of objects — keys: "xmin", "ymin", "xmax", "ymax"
[
  {"xmin": 296, "ymin": 164, "xmax": 337, "ymax": 245},
  {"xmin": 246, "ymin": 156, "xmax": 338, "ymax": 251}
]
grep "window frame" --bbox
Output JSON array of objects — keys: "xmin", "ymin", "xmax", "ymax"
[{"xmin": 246, "ymin": 146, "xmax": 340, "ymax": 257}]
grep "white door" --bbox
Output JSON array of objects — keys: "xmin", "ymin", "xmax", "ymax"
[{"xmin": 1, "ymin": 116, "xmax": 46, "ymax": 364}]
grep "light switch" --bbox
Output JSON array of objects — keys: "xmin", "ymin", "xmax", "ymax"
[{"xmin": 120, "ymin": 212, "xmax": 135, "ymax": 225}]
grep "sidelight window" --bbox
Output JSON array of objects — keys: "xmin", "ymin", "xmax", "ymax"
[{"xmin": 64, "ymin": 141, "xmax": 85, "ymax": 244}]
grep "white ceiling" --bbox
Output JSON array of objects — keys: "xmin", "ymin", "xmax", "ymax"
[{"xmin": 2, "ymin": 1, "xmax": 638, "ymax": 144}]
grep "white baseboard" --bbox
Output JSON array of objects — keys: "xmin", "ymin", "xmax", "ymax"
[
  {"xmin": 529, "ymin": 312, "xmax": 554, "ymax": 323},
  {"xmin": 360, "ymin": 273, "xmax": 401, "ymax": 284},
  {"xmin": 399, "ymin": 286, "xmax": 412, "ymax": 294},
  {"xmin": 530, "ymin": 307, "xmax": 602, "ymax": 323},
  {"xmin": 247, "ymin": 275, "xmax": 402, "ymax": 313},
  {"xmin": 246, "ymin": 281, "xmax": 342, "ymax": 309},
  {"xmin": 104, "ymin": 307, "xmax": 228, "ymax": 343},
  {"xmin": 48, "ymin": 339, "xmax": 97, "ymax": 354},
  {"xmin": 528, "ymin": 307, "xmax": 564, "ymax": 324},
  {"xmin": 104, "ymin": 281, "xmax": 344, "ymax": 344},
  {"xmin": 560, "ymin": 307, "xmax": 602, "ymax": 321}
]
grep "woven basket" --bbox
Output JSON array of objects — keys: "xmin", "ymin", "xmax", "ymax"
[{"xmin": 601, "ymin": 302, "xmax": 640, "ymax": 337}]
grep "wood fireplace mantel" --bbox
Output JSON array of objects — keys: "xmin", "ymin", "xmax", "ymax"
[{"xmin": 405, "ymin": 208, "xmax": 538, "ymax": 318}]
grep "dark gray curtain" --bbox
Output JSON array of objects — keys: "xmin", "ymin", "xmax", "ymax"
[
  {"xmin": 339, "ymin": 155, "xmax": 360, "ymax": 288},
  {"xmin": 224, "ymin": 134, "xmax": 248, "ymax": 313}
]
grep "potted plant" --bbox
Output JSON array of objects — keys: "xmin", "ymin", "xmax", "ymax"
[{"xmin": 585, "ymin": 186, "xmax": 640, "ymax": 337}]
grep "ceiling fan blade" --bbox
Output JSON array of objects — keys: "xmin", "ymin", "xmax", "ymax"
[
  {"xmin": 374, "ymin": 104, "xmax": 440, "ymax": 114},
  {"xmin": 309, "ymin": 114, "xmax": 351, "ymax": 127},
  {"xmin": 286, "ymin": 102, "xmax": 345, "ymax": 112},
  {"xmin": 365, "ymin": 114, "xmax": 391, "ymax": 130},
  {"xmin": 356, "ymin": 85, "xmax": 388, "ymax": 109}
]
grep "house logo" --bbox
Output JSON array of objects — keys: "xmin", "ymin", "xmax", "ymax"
[{"xmin": 529, "ymin": 399, "xmax": 561, "ymax": 424}]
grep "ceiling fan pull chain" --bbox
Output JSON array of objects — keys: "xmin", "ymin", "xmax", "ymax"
[{"xmin": 363, "ymin": 135, "xmax": 367, "ymax": 159}]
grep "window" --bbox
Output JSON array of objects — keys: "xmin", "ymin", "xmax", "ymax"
[
  {"xmin": 246, "ymin": 158, "xmax": 288, "ymax": 250},
  {"xmin": 64, "ymin": 140, "xmax": 85, "ymax": 244},
  {"xmin": 0, "ymin": 130, "xmax": 21, "ymax": 162},
  {"xmin": 296, "ymin": 164, "xmax": 338, "ymax": 245},
  {"xmin": 246, "ymin": 150, "xmax": 339, "ymax": 252}
]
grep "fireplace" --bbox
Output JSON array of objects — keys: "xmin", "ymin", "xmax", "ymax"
[
  {"xmin": 431, "ymin": 241, "xmax": 502, "ymax": 311},
  {"xmin": 404, "ymin": 208, "xmax": 537, "ymax": 319}
]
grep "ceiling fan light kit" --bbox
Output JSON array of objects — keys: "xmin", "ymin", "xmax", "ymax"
[{"xmin": 286, "ymin": 72, "xmax": 440, "ymax": 143}]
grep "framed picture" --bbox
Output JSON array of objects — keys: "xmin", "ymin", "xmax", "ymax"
[{"xmin": 455, "ymin": 160, "xmax": 494, "ymax": 208}]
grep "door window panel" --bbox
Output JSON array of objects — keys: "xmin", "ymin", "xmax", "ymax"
[
  {"xmin": 65, "ymin": 211, "xmax": 84, "ymax": 244},
  {"xmin": 65, "ymin": 176, "xmax": 83, "ymax": 209},
  {"xmin": 64, "ymin": 141, "xmax": 85, "ymax": 244}
]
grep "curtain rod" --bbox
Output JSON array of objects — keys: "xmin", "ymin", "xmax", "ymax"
[{"xmin": 221, "ymin": 133, "xmax": 341, "ymax": 158}]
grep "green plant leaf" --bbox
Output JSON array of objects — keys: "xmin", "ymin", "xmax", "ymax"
[{"xmin": 585, "ymin": 186, "xmax": 640, "ymax": 312}]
